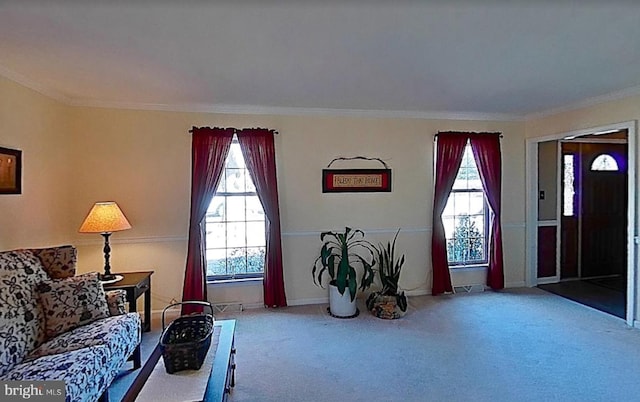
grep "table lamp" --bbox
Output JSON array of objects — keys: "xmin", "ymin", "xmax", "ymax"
[{"xmin": 79, "ymin": 201, "xmax": 132, "ymax": 281}]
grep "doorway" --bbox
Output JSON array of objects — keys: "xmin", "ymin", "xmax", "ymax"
[
  {"xmin": 526, "ymin": 121, "xmax": 637, "ymax": 325},
  {"xmin": 540, "ymin": 136, "xmax": 628, "ymax": 318}
]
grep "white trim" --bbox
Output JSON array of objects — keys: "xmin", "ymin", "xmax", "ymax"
[
  {"xmin": 505, "ymin": 281, "xmax": 527, "ymax": 288},
  {"xmin": 562, "ymin": 138, "xmax": 628, "ymax": 144},
  {"xmin": 281, "ymin": 227, "xmax": 432, "ymax": 237},
  {"xmin": 405, "ymin": 289, "xmax": 431, "ymax": 297},
  {"xmin": 526, "ymin": 85, "xmax": 640, "ymax": 120},
  {"xmin": 0, "ymin": 65, "xmax": 72, "ymax": 104},
  {"xmin": 74, "ymin": 235, "xmax": 187, "ymax": 246},
  {"xmin": 537, "ymin": 220, "xmax": 558, "ymax": 227},
  {"xmin": 67, "ymin": 99, "xmax": 524, "ymax": 122},
  {"xmin": 207, "ymin": 278, "xmax": 262, "ymax": 288},
  {"xmin": 626, "ymin": 122, "xmax": 637, "ymax": 326},
  {"xmin": 286, "ymin": 297, "xmax": 329, "ymax": 306},
  {"xmin": 525, "ymin": 138, "xmax": 538, "ymax": 287},
  {"xmin": 525, "ymin": 120, "xmax": 637, "ymax": 326},
  {"xmin": 556, "ymin": 140, "xmax": 563, "ymax": 280}
]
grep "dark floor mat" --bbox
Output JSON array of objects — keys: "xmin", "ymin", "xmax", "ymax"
[
  {"xmin": 538, "ymin": 280, "xmax": 625, "ymax": 319},
  {"xmin": 585, "ymin": 276, "xmax": 626, "ymax": 292}
]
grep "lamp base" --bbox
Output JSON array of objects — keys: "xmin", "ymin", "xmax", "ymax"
[{"xmin": 100, "ymin": 273, "xmax": 117, "ymax": 281}]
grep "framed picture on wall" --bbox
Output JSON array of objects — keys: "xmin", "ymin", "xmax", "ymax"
[
  {"xmin": 322, "ymin": 168, "xmax": 392, "ymax": 193},
  {"xmin": 0, "ymin": 146, "xmax": 22, "ymax": 194}
]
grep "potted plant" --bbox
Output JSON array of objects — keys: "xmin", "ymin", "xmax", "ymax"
[
  {"xmin": 312, "ymin": 227, "xmax": 376, "ymax": 318},
  {"xmin": 366, "ymin": 228, "xmax": 408, "ymax": 319}
]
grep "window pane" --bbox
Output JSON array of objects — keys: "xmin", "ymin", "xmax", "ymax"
[
  {"xmin": 227, "ymin": 248, "xmax": 247, "ymax": 274},
  {"xmin": 468, "ymin": 192, "xmax": 485, "ymax": 215},
  {"xmin": 563, "ymin": 154, "xmax": 575, "ymax": 217},
  {"xmin": 207, "ymin": 196, "xmax": 225, "ymax": 222},
  {"xmin": 247, "ymin": 221, "xmax": 266, "ymax": 246},
  {"xmin": 227, "ymin": 196, "xmax": 246, "ymax": 221},
  {"xmin": 245, "ymin": 173, "xmax": 256, "ymax": 192},
  {"xmin": 246, "ymin": 196, "xmax": 264, "ymax": 220},
  {"xmin": 227, "ymin": 143, "xmax": 246, "ymax": 169},
  {"xmin": 226, "ymin": 168, "xmax": 245, "ymax": 193},
  {"xmin": 227, "ymin": 222, "xmax": 246, "ymax": 247},
  {"xmin": 443, "ymin": 197, "xmax": 455, "ymax": 218},
  {"xmin": 206, "ymin": 223, "xmax": 225, "ymax": 248},
  {"xmin": 217, "ymin": 173, "xmax": 227, "ymax": 193},
  {"xmin": 206, "ymin": 249, "xmax": 227, "ymax": 276},
  {"xmin": 247, "ymin": 247, "xmax": 265, "ymax": 273},
  {"xmin": 469, "ymin": 214, "xmax": 484, "ymax": 232},
  {"xmin": 591, "ymin": 154, "xmax": 619, "ymax": 171}
]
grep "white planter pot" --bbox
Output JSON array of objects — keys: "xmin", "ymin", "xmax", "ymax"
[{"xmin": 329, "ymin": 283, "xmax": 357, "ymax": 317}]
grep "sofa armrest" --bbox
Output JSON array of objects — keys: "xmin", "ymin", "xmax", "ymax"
[{"xmin": 105, "ymin": 289, "xmax": 127, "ymax": 316}]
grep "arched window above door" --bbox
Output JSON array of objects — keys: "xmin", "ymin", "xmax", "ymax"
[{"xmin": 590, "ymin": 154, "xmax": 619, "ymax": 171}]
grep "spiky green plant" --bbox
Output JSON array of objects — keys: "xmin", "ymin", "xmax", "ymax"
[
  {"xmin": 312, "ymin": 227, "xmax": 376, "ymax": 301},
  {"xmin": 367, "ymin": 228, "xmax": 408, "ymax": 313}
]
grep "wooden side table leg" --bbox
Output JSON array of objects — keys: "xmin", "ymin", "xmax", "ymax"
[
  {"xmin": 132, "ymin": 344, "xmax": 141, "ymax": 369},
  {"xmin": 230, "ymin": 347, "xmax": 236, "ymax": 387}
]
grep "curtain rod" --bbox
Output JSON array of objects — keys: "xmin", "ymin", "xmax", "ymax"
[
  {"xmin": 434, "ymin": 131, "xmax": 503, "ymax": 138},
  {"xmin": 188, "ymin": 126, "xmax": 279, "ymax": 134}
]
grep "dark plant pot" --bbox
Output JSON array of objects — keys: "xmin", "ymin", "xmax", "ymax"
[{"xmin": 366, "ymin": 291, "xmax": 407, "ymax": 319}]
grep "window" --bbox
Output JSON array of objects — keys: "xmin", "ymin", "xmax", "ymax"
[
  {"xmin": 205, "ymin": 139, "xmax": 266, "ymax": 280},
  {"xmin": 590, "ymin": 153, "xmax": 619, "ymax": 171},
  {"xmin": 442, "ymin": 143, "xmax": 488, "ymax": 266},
  {"xmin": 563, "ymin": 154, "xmax": 576, "ymax": 217}
]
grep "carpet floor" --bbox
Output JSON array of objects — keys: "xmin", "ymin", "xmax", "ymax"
[
  {"xmin": 109, "ymin": 288, "xmax": 640, "ymax": 401},
  {"xmin": 213, "ymin": 288, "xmax": 640, "ymax": 402}
]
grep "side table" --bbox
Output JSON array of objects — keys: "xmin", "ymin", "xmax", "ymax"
[{"xmin": 103, "ymin": 271, "xmax": 154, "ymax": 333}]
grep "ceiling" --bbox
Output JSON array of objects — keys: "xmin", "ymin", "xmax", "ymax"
[{"xmin": 1, "ymin": 1, "xmax": 639, "ymax": 120}]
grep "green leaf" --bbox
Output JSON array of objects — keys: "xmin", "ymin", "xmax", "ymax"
[{"xmin": 348, "ymin": 266, "xmax": 357, "ymax": 301}]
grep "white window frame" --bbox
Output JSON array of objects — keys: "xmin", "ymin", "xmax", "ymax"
[
  {"xmin": 205, "ymin": 139, "xmax": 266, "ymax": 281},
  {"xmin": 443, "ymin": 143, "xmax": 489, "ymax": 267}
]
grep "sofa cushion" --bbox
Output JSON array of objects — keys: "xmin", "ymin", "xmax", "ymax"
[
  {"xmin": 0, "ymin": 250, "xmax": 49, "ymax": 376},
  {"xmin": 37, "ymin": 272, "xmax": 110, "ymax": 339},
  {"xmin": 106, "ymin": 289, "xmax": 128, "ymax": 316},
  {"xmin": 29, "ymin": 245, "xmax": 77, "ymax": 279},
  {"xmin": 26, "ymin": 313, "xmax": 141, "ymax": 362},
  {"xmin": 3, "ymin": 344, "xmax": 112, "ymax": 402}
]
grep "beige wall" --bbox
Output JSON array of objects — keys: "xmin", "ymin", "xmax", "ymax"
[
  {"xmin": 1, "ymin": 76, "xmax": 529, "ymax": 313},
  {"xmin": 0, "ymin": 77, "xmax": 74, "ymax": 250},
  {"xmin": 538, "ymin": 140, "xmax": 558, "ymax": 221},
  {"xmin": 526, "ymin": 95, "xmax": 640, "ymax": 139}
]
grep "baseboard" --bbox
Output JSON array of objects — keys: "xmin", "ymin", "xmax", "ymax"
[
  {"xmin": 454, "ymin": 284, "xmax": 485, "ymax": 293},
  {"xmin": 287, "ymin": 297, "xmax": 329, "ymax": 306},
  {"xmin": 405, "ymin": 289, "xmax": 431, "ymax": 297},
  {"xmin": 506, "ymin": 281, "xmax": 527, "ymax": 288}
]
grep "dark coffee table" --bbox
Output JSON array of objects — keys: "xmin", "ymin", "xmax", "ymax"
[{"xmin": 122, "ymin": 319, "xmax": 236, "ymax": 402}]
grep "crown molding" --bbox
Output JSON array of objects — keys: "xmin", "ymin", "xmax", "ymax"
[
  {"xmin": 3, "ymin": 66, "xmax": 638, "ymax": 123},
  {"xmin": 0, "ymin": 65, "xmax": 72, "ymax": 104},
  {"xmin": 525, "ymin": 84, "xmax": 640, "ymax": 121},
  {"xmin": 72, "ymin": 98, "xmax": 524, "ymax": 122}
]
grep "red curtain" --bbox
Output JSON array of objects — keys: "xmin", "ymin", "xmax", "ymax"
[
  {"xmin": 431, "ymin": 132, "xmax": 469, "ymax": 295},
  {"xmin": 182, "ymin": 127, "xmax": 234, "ymax": 314},
  {"xmin": 237, "ymin": 129, "xmax": 287, "ymax": 307},
  {"xmin": 470, "ymin": 134, "xmax": 504, "ymax": 290}
]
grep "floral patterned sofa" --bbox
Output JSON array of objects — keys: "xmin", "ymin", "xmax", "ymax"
[{"xmin": 0, "ymin": 246, "xmax": 142, "ymax": 402}]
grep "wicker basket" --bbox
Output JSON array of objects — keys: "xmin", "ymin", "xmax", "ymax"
[{"xmin": 160, "ymin": 301, "xmax": 215, "ymax": 374}]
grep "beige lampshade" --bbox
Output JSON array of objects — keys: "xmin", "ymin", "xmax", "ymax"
[{"xmin": 79, "ymin": 202, "xmax": 132, "ymax": 233}]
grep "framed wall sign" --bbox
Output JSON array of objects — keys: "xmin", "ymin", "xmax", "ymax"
[
  {"xmin": 0, "ymin": 146, "xmax": 22, "ymax": 194},
  {"xmin": 323, "ymin": 168, "xmax": 392, "ymax": 193}
]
